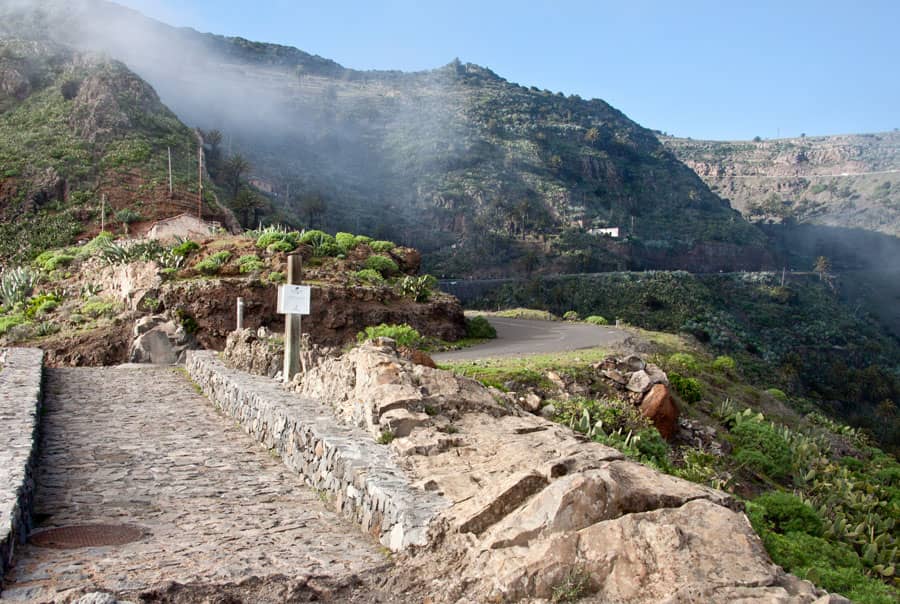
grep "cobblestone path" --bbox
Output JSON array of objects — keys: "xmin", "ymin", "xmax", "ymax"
[{"xmin": 2, "ymin": 366, "xmax": 387, "ymax": 602}]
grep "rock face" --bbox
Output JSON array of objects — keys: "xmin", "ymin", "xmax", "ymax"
[
  {"xmin": 264, "ymin": 342, "xmax": 838, "ymax": 603},
  {"xmin": 160, "ymin": 278, "xmax": 466, "ymax": 349}
]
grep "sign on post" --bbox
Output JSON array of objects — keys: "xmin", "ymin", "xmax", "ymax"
[{"xmin": 277, "ymin": 285, "xmax": 311, "ymax": 316}]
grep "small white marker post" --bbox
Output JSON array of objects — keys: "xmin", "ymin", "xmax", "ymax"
[
  {"xmin": 277, "ymin": 254, "xmax": 311, "ymax": 384},
  {"xmin": 236, "ymin": 297, "xmax": 244, "ymax": 331}
]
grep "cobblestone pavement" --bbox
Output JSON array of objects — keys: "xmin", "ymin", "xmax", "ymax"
[{"xmin": 2, "ymin": 366, "xmax": 387, "ymax": 603}]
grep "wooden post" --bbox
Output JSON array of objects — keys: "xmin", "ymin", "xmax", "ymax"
[
  {"xmin": 282, "ymin": 254, "xmax": 302, "ymax": 384},
  {"xmin": 100, "ymin": 193, "xmax": 106, "ymax": 232},
  {"xmin": 236, "ymin": 297, "xmax": 244, "ymax": 331},
  {"xmin": 167, "ymin": 147, "xmax": 173, "ymax": 196},
  {"xmin": 197, "ymin": 144, "xmax": 203, "ymax": 219}
]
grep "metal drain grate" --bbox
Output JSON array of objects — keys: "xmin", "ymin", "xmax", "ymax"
[{"xmin": 29, "ymin": 524, "xmax": 144, "ymax": 549}]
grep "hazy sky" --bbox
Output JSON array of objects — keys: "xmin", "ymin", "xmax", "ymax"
[{"xmin": 116, "ymin": 0, "xmax": 899, "ymax": 141}]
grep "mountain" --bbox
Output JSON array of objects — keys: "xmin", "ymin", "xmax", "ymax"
[
  {"xmin": 0, "ymin": 0, "xmax": 770, "ymax": 276},
  {"xmin": 0, "ymin": 36, "xmax": 237, "ymax": 262},
  {"xmin": 662, "ymin": 132, "xmax": 900, "ymax": 237}
]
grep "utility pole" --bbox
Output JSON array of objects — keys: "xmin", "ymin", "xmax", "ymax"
[
  {"xmin": 167, "ymin": 147, "xmax": 173, "ymax": 197},
  {"xmin": 197, "ymin": 143, "xmax": 203, "ymax": 219},
  {"xmin": 100, "ymin": 193, "xmax": 106, "ymax": 232}
]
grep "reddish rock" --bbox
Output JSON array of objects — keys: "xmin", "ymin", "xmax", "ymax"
[
  {"xmin": 640, "ymin": 384, "xmax": 679, "ymax": 440},
  {"xmin": 398, "ymin": 346, "xmax": 438, "ymax": 369}
]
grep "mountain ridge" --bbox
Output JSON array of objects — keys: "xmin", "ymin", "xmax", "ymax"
[{"xmin": 0, "ymin": 0, "xmax": 772, "ymax": 275}]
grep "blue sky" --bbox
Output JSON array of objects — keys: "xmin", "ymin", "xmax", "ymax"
[{"xmin": 118, "ymin": 0, "xmax": 899, "ymax": 141}]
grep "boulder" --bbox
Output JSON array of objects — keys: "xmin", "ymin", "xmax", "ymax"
[
  {"xmin": 477, "ymin": 499, "xmax": 820, "ymax": 604},
  {"xmin": 379, "ymin": 408, "xmax": 431, "ymax": 438},
  {"xmin": 626, "ymin": 369, "xmax": 653, "ymax": 393},
  {"xmin": 518, "ymin": 391, "xmax": 542, "ymax": 413},
  {"xmin": 129, "ymin": 319, "xmax": 196, "ymax": 364},
  {"xmin": 640, "ymin": 383, "xmax": 679, "ymax": 440}
]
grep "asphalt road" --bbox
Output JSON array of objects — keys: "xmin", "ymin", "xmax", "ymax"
[{"xmin": 433, "ymin": 317, "xmax": 631, "ymax": 362}]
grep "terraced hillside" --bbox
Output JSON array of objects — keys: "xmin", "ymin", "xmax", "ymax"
[{"xmin": 0, "ymin": 38, "xmax": 237, "ymax": 263}]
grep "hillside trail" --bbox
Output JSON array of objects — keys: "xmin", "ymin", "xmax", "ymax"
[{"xmin": 1, "ymin": 365, "xmax": 392, "ymax": 603}]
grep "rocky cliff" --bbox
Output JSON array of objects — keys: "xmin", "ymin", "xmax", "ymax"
[{"xmin": 662, "ymin": 132, "xmax": 900, "ymax": 237}]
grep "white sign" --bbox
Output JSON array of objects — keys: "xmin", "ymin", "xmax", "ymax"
[{"xmin": 277, "ymin": 285, "xmax": 311, "ymax": 315}]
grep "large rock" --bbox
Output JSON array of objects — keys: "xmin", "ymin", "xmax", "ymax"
[
  {"xmin": 129, "ymin": 316, "xmax": 196, "ymax": 364},
  {"xmin": 476, "ymin": 499, "xmax": 823, "ymax": 603},
  {"xmin": 640, "ymin": 383, "xmax": 679, "ymax": 440}
]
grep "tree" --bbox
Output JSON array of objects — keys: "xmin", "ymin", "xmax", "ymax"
[
  {"xmin": 813, "ymin": 256, "xmax": 835, "ymax": 290},
  {"xmin": 231, "ymin": 187, "xmax": 267, "ymax": 227},
  {"xmin": 203, "ymin": 130, "xmax": 223, "ymax": 177},
  {"xmin": 114, "ymin": 208, "xmax": 142, "ymax": 235},
  {"xmin": 299, "ymin": 193, "xmax": 327, "ymax": 228},
  {"xmin": 584, "ymin": 127, "xmax": 600, "ymax": 145},
  {"xmin": 221, "ymin": 154, "xmax": 250, "ymax": 200}
]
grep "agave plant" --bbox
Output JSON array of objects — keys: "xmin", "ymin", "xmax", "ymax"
[{"xmin": 0, "ymin": 266, "xmax": 39, "ymax": 308}]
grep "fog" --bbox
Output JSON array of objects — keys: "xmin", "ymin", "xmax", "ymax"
[{"xmin": 0, "ymin": 0, "xmax": 465, "ymax": 241}]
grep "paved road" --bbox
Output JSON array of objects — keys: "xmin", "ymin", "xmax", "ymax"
[
  {"xmin": 2, "ymin": 366, "xmax": 385, "ymax": 602},
  {"xmin": 433, "ymin": 317, "xmax": 631, "ymax": 362}
]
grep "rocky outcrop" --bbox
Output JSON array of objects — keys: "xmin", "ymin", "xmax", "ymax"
[
  {"xmin": 129, "ymin": 314, "xmax": 197, "ymax": 364},
  {"xmin": 271, "ymin": 341, "xmax": 840, "ymax": 603},
  {"xmin": 159, "ymin": 278, "xmax": 466, "ymax": 349}
]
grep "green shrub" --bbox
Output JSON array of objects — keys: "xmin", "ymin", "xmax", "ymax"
[
  {"xmin": 584, "ymin": 315, "xmax": 609, "ymax": 325},
  {"xmin": 466, "ymin": 315, "xmax": 497, "ymax": 339},
  {"xmin": 354, "ymin": 235, "xmax": 373, "ymax": 246},
  {"xmin": 298, "ymin": 230, "xmax": 340, "ymax": 257},
  {"xmin": 195, "ymin": 251, "xmax": 231, "ymax": 275},
  {"xmin": 335, "ymin": 232, "xmax": 357, "ymax": 251},
  {"xmin": 357, "ymin": 323, "xmax": 423, "ymax": 348},
  {"xmin": 34, "ymin": 251, "xmax": 75, "ymax": 272},
  {"xmin": 563, "ymin": 310, "xmax": 580, "ymax": 321},
  {"xmin": 77, "ymin": 231, "xmax": 115, "ymax": 257},
  {"xmin": 355, "ymin": 269, "xmax": 385, "ymax": 284},
  {"xmin": 81, "ymin": 298, "xmax": 118, "ymax": 318},
  {"xmin": 712, "ymin": 355, "xmax": 736, "ymax": 372},
  {"xmin": 0, "ymin": 314, "xmax": 27, "ymax": 336},
  {"xmin": 267, "ymin": 271, "xmax": 285, "ymax": 283},
  {"xmin": 172, "ymin": 240, "xmax": 200, "ymax": 256},
  {"xmin": 365, "ymin": 255, "xmax": 399, "ymax": 276},
  {"xmin": 765, "ymin": 388, "xmax": 788, "ymax": 402},
  {"xmin": 238, "ymin": 255, "xmax": 265, "ymax": 274},
  {"xmin": 256, "ymin": 228, "xmax": 299, "ymax": 250},
  {"xmin": 668, "ymin": 352, "xmax": 700, "ymax": 372},
  {"xmin": 752, "ymin": 491, "xmax": 823, "ymax": 536},
  {"xmin": 266, "ymin": 241, "xmax": 295, "ymax": 254},
  {"xmin": 369, "ymin": 240, "xmax": 396, "ymax": 253},
  {"xmin": 730, "ymin": 416, "xmax": 793, "ymax": 480},
  {"xmin": 763, "ymin": 532, "xmax": 897, "ymax": 604},
  {"xmin": 669, "ymin": 372, "xmax": 702, "ymax": 403},
  {"xmin": 24, "ymin": 293, "xmax": 61, "ymax": 319}
]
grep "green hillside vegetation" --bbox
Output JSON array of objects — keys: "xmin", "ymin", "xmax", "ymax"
[
  {"xmin": 0, "ymin": 39, "xmax": 227, "ymax": 263},
  {"xmin": 441, "ymin": 332, "xmax": 899, "ymax": 603},
  {"xmin": 470, "ymin": 271, "xmax": 900, "ymax": 452}
]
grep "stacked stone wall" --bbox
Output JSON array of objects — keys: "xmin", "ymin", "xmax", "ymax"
[
  {"xmin": 186, "ymin": 350, "xmax": 448, "ymax": 551},
  {"xmin": 0, "ymin": 348, "xmax": 44, "ymax": 589}
]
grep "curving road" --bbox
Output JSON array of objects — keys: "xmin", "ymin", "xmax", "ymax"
[{"xmin": 433, "ymin": 317, "xmax": 631, "ymax": 362}]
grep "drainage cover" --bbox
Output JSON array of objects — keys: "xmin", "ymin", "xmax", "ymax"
[{"xmin": 29, "ymin": 524, "xmax": 144, "ymax": 549}]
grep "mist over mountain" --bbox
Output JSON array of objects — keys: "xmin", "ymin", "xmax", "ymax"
[{"xmin": 0, "ymin": 0, "xmax": 772, "ymax": 276}]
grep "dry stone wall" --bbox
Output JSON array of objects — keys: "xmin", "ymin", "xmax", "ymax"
[
  {"xmin": 0, "ymin": 348, "xmax": 43, "ymax": 589},
  {"xmin": 186, "ymin": 350, "xmax": 448, "ymax": 551}
]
